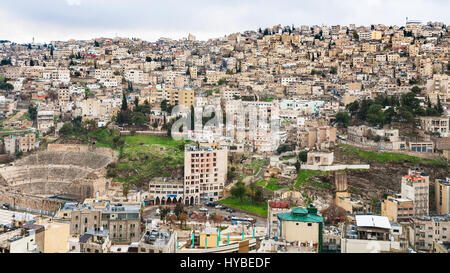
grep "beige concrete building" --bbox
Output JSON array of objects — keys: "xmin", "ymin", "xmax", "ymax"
[
  {"xmin": 341, "ymin": 215, "xmax": 402, "ymax": 253},
  {"xmin": 267, "ymin": 200, "xmax": 290, "ymax": 237},
  {"xmin": 411, "ymin": 215, "xmax": 450, "ymax": 252},
  {"xmin": 306, "ymin": 151, "xmax": 334, "ymax": 166},
  {"xmin": 296, "ymin": 126, "xmax": 336, "ymax": 150},
  {"xmin": 138, "ymin": 229, "xmax": 176, "ymax": 253},
  {"xmin": 381, "ymin": 195, "xmax": 414, "ymax": 223},
  {"xmin": 420, "ymin": 116, "xmax": 449, "ymax": 137},
  {"xmin": 336, "ymin": 191, "xmax": 369, "ymax": 215},
  {"xmin": 148, "ymin": 177, "xmax": 184, "ymax": 206},
  {"xmin": 184, "ymin": 145, "xmax": 227, "ymax": 205},
  {"xmin": 165, "ymin": 88, "xmax": 195, "ymax": 108},
  {"xmin": 277, "ymin": 205, "xmax": 323, "ymax": 252},
  {"xmin": 18, "ymin": 133, "xmax": 36, "ymax": 152},
  {"xmin": 79, "ymin": 229, "xmax": 111, "ymax": 253},
  {"xmin": 401, "ymin": 173, "xmax": 429, "ymax": 216},
  {"xmin": 67, "ymin": 200, "xmax": 141, "ymax": 244},
  {"xmin": 435, "ymin": 177, "xmax": 450, "ymax": 215}
]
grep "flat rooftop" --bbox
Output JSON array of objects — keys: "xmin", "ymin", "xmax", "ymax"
[{"xmin": 0, "ymin": 209, "xmax": 35, "ymax": 226}]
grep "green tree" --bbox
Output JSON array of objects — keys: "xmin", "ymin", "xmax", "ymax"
[
  {"xmin": 411, "ymin": 86, "xmax": 421, "ymax": 94},
  {"xmin": 159, "ymin": 206, "xmax": 170, "ymax": 223},
  {"xmin": 132, "ymin": 112, "xmax": 147, "ymax": 125},
  {"xmin": 121, "ymin": 92, "xmax": 128, "ymax": 111},
  {"xmin": 28, "ymin": 105, "xmax": 37, "ymax": 121},
  {"xmin": 0, "ymin": 82, "xmax": 13, "ymax": 90},
  {"xmin": 174, "ymin": 203, "xmax": 184, "ymax": 218},
  {"xmin": 0, "ymin": 59, "xmax": 12, "ymax": 66},
  {"xmin": 346, "ymin": 101, "xmax": 359, "ymax": 115},
  {"xmin": 334, "ymin": 112, "xmax": 350, "ymax": 127},
  {"xmin": 231, "ymin": 180, "xmax": 247, "ymax": 203},
  {"xmin": 436, "ymin": 96, "xmax": 444, "ymax": 114},
  {"xmin": 298, "ymin": 150, "xmax": 308, "ymax": 163},
  {"xmin": 59, "ymin": 122, "xmax": 73, "ymax": 136}
]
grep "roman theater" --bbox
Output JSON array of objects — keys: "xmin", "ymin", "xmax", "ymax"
[{"xmin": 0, "ymin": 144, "xmax": 117, "ymax": 215}]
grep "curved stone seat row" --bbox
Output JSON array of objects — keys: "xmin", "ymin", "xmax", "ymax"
[
  {"xmin": 0, "ymin": 165, "xmax": 92, "ymax": 185},
  {"xmin": 15, "ymin": 151, "xmax": 113, "ymax": 169}
]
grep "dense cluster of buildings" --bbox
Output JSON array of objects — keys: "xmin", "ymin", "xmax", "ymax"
[{"xmin": 0, "ymin": 20, "xmax": 449, "ymax": 253}]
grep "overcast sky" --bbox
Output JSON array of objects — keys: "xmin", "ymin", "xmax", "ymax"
[{"xmin": 0, "ymin": 0, "xmax": 448, "ymax": 44}]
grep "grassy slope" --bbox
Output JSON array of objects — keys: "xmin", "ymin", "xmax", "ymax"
[
  {"xmin": 217, "ymin": 197, "xmax": 267, "ymax": 217},
  {"xmin": 337, "ymin": 143, "xmax": 449, "ymax": 170}
]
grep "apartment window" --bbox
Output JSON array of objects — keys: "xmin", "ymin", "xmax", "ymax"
[{"xmin": 307, "ymin": 223, "xmax": 312, "ymax": 227}]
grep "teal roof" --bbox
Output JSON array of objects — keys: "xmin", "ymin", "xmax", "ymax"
[{"xmin": 277, "ymin": 206, "xmax": 323, "ymax": 223}]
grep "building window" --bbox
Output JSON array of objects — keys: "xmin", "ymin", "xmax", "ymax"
[{"xmin": 307, "ymin": 223, "xmax": 312, "ymax": 227}]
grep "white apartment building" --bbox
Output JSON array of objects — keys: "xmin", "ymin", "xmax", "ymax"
[{"xmin": 401, "ymin": 172, "xmax": 429, "ymax": 217}]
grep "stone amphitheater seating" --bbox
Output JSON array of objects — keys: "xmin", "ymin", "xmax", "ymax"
[
  {"xmin": 15, "ymin": 150, "xmax": 112, "ymax": 169},
  {"xmin": 0, "ymin": 149, "xmax": 112, "ymax": 196},
  {"xmin": 1, "ymin": 165, "xmax": 93, "ymax": 185}
]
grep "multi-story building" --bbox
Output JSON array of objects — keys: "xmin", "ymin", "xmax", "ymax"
[
  {"xmin": 420, "ymin": 116, "xmax": 449, "ymax": 137},
  {"xmin": 37, "ymin": 110, "xmax": 55, "ymax": 133},
  {"xmin": 435, "ymin": 177, "xmax": 450, "ymax": 215},
  {"xmin": 79, "ymin": 229, "xmax": 111, "ymax": 253},
  {"xmin": 3, "ymin": 136, "xmax": 18, "ymax": 155},
  {"xmin": 381, "ymin": 195, "xmax": 414, "ymax": 223},
  {"xmin": 165, "ymin": 89, "xmax": 195, "ymax": 109},
  {"xmin": 148, "ymin": 177, "xmax": 184, "ymax": 206},
  {"xmin": 17, "ymin": 133, "xmax": 36, "ymax": 152},
  {"xmin": 184, "ymin": 145, "xmax": 227, "ymax": 205},
  {"xmin": 267, "ymin": 200, "xmax": 290, "ymax": 238},
  {"xmin": 411, "ymin": 215, "xmax": 450, "ymax": 252},
  {"xmin": 138, "ymin": 229, "xmax": 176, "ymax": 253},
  {"xmin": 67, "ymin": 200, "xmax": 141, "ymax": 244},
  {"xmin": 277, "ymin": 205, "xmax": 324, "ymax": 253},
  {"xmin": 341, "ymin": 215, "xmax": 402, "ymax": 253},
  {"xmin": 401, "ymin": 172, "xmax": 429, "ymax": 216},
  {"xmin": 295, "ymin": 126, "xmax": 336, "ymax": 150}
]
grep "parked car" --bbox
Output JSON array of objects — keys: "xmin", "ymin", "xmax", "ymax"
[
  {"xmin": 199, "ymin": 207, "xmax": 208, "ymax": 212},
  {"xmin": 188, "ymin": 211, "xmax": 194, "ymax": 217},
  {"xmin": 206, "ymin": 202, "xmax": 215, "ymax": 207},
  {"xmin": 215, "ymin": 205, "xmax": 224, "ymax": 209},
  {"xmin": 226, "ymin": 208, "xmax": 235, "ymax": 213}
]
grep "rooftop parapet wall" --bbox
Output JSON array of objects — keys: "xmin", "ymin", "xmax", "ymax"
[{"xmin": 0, "ymin": 191, "xmax": 64, "ymax": 214}]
